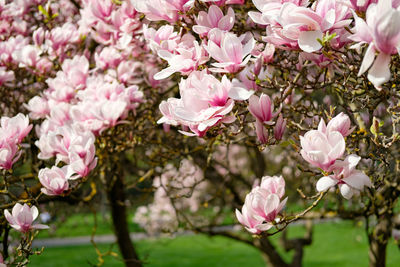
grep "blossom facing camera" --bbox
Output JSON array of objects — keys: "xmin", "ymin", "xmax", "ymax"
[
  {"xmin": 316, "ymin": 154, "xmax": 372, "ymax": 199},
  {"xmin": 4, "ymin": 203, "xmax": 49, "ymax": 233}
]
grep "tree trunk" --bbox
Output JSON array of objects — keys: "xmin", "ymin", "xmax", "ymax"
[
  {"xmin": 108, "ymin": 175, "xmax": 142, "ymax": 267},
  {"xmin": 368, "ymin": 215, "xmax": 392, "ymax": 267},
  {"xmin": 254, "ymin": 235, "xmax": 290, "ymax": 267}
]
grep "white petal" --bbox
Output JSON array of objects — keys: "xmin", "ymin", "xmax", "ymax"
[
  {"xmin": 368, "ymin": 52, "xmax": 391, "ymax": 89},
  {"xmin": 316, "ymin": 176, "xmax": 337, "ymax": 192},
  {"xmin": 298, "ymin": 31, "xmax": 323, "ymax": 53},
  {"xmin": 228, "ymin": 86, "xmax": 254, "ymax": 100},
  {"xmin": 339, "ymin": 184, "xmax": 354, "ymax": 199},
  {"xmin": 358, "ymin": 43, "xmax": 376, "ymax": 76}
]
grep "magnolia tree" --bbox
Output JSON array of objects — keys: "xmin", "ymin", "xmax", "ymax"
[{"xmin": 1, "ymin": 0, "xmax": 400, "ymax": 266}]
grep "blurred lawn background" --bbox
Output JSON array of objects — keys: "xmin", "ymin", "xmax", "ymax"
[{"xmin": 28, "ymin": 215, "xmax": 400, "ymax": 267}]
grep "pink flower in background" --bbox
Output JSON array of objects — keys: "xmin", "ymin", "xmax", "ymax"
[
  {"xmin": 350, "ymin": 0, "xmax": 400, "ymax": 89},
  {"xmin": 206, "ymin": 32, "xmax": 255, "ymax": 73},
  {"xmin": 0, "ymin": 67, "xmax": 14, "ymax": 86},
  {"xmin": 316, "ymin": 154, "xmax": 372, "ymax": 199},
  {"xmin": 236, "ymin": 175, "xmax": 287, "ymax": 233},
  {"xmin": 0, "ymin": 252, "xmax": 5, "ymax": 267},
  {"xmin": 300, "ymin": 120, "xmax": 346, "ymax": 171},
  {"xmin": 39, "ymin": 166, "xmax": 70, "ymax": 196},
  {"xmin": 4, "ymin": 203, "xmax": 49, "ymax": 233},
  {"xmin": 193, "ymin": 5, "xmax": 235, "ymax": 36}
]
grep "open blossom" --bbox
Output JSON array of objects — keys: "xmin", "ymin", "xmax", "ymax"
[
  {"xmin": 316, "ymin": 155, "xmax": 372, "ymax": 199},
  {"xmin": 193, "ymin": 5, "xmax": 235, "ymax": 37},
  {"xmin": 205, "ymin": 31, "xmax": 255, "ymax": 73},
  {"xmin": 251, "ymin": 0, "xmax": 351, "ymax": 52},
  {"xmin": 0, "ymin": 113, "xmax": 32, "ymax": 144},
  {"xmin": 236, "ymin": 175, "xmax": 287, "ymax": 234},
  {"xmin": 39, "ymin": 166, "xmax": 70, "ymax": 196},
  {"xmin": 24, "ymin": 96, "xmax": 50, "ymax": 120},
  {"xmin": 350, "ymin": 0, "xmax": 400, "ymax": 89},
  {"xmin": 133, "ymin": 0, "xmax": 192, "ymax": 22},
  {"xmin": 4, "ymin": 203, "xmax": 49, "ymax": 233},
  {"xmin": 158, "ymin": 70, "xmax": 251, "ymax": 136},
  {"xmin": 300, "ymin": 119, "xmax": 346, "ymax": 172},
  {"xmin": 154, "ymin": 34, "xmax": 209, "ymax": 80}
]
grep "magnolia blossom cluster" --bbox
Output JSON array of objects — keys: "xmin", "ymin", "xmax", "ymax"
[
  {"xmin": 134, "ymin": 159, "xmax": 208, "ymax": 233},
  {"xmin": 300, "ymin": 113, "xmax": 372, "ymax": 199},
  {"xmin": 4, "ymin": 203, "xmax": 48, "ymax": 233},
  {"xmin": 350, "ymin": 0, "xmax": 400, "ymax": 88},
  {"xmin": 236, "ymin": 175, "xmax": 287, "ymax": 234},
  {"xmin": 0, "ymin": 114, "xmax": 32, "ymax": 170}
]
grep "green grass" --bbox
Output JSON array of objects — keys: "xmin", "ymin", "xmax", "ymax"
[
  {"xmin": 28, "ymin": 221, "xmax": 400, "ymax": 267},
  {"xmin": 36, "ymin": 213, "xmax": 142, "ymax": 239}
]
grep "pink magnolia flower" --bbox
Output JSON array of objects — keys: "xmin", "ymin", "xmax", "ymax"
[
  {"xmin": 257, "ymin": 1, "xmax": 351, "ymax": 52},
  {"xmin": 260, "ymin": 175, "xmax": 286, "ymax": 198},
  {"xmin": 143, "ymin": 24, "xmax": 180, "ymax": 54},
  {"xmin": 67, "ymin": 132, "xmax": 97, "ymax": 179},
  {"xmin": 95, "ymin": 47, "xmax": 123, "ymax": 70},
  {"xmin": 158, "ymin": 70, "xmax": 249, "ymax": 136},
  {"xmin": 0, "ymin": 143, "xmax": 21, "ymax": 170},
  {"xmin": 133, "ymin": 0, "xmax": 191, "ymax": 22},
  {"xmin": 193, "ymin": 5, "xmax": 235, "ymax": 37},
  {"xmin": 0, "ymin": 113, "xmax": 32, "ymax": 144},
  {"xmin": 255, "ymin": 119, "xmax": 269, "ymax": 144},
  {"xmin": 350, "ymin": 0, "xmax": 400, "ymax": 89},
  {"xmin": 12, "ymin": 45, "xmax": 41, "ymax": 68},
  {"xmin": 4, "ymin": 203, "xmax": 49, "ymax": 233},
  {"xmin": 318, "ymin": 112, "xmax": 355, "ymax": 137},
  {"xmin": 236, "ymin": 175, "xmax": 287, "ymax": 233},
  {"xmin": 154, "ymin": 34, "xmax": 209, "ymax": 80},
  {"xmin": 348, "ymin": 0, "xmax": 378, "ymax": 13},
  {"xmin": 24, "ymin": 96, "xmax": 50, "ymax": 120},
  {"xmin": 274, "ymin": 114, "xmax": 286, "ymax": 141},
  {"xmin": 248, "ymin": 93, "xmax": 279, "ymax": 124},
  {"xmin": 205, "ymin": 31, "xmax": 255, "ymax": 73},
  {"xmin": 300, "ymin": 120, "xmax": 346, "ymax": 171},
  {"xmin": 39, "ymin": 166, "xmax": 70, "ymax": 196},
  {"xmin": 316, "ymin": 154, "xmax": 372, "ymax": 199},
  {"xmin": 249, "ymin": 0, "xmax": 309, "ymax": 26},
  {"xmin": 0, "ymin": 67, "xmax": 14, "ymax": 86}
]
